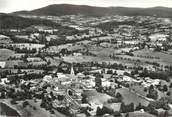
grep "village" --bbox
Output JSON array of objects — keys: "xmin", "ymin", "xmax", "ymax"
[{"xmin": 1, "ymin": 13, "xmax": 172, "ymax": 117}]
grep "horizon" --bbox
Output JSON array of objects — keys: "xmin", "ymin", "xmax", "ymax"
[{"xmin": 0, "ymin": 0, "xmax": 172, "ymax": 13}]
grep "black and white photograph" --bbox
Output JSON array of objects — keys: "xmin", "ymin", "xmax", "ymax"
[{"xmin": 1, "ymin": 0, "xmax": 172, "ymax": 117}]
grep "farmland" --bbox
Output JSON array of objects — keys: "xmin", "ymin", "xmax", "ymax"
[
  {"xmin": 0, "ymin": 49, "xmax": 15, "ymax": 60},
  {"xmin": 133, "ymin": 49, "xmax": 172, "ymax": 65},
  {"xmin": 116, "ymin": 88, "xmax": 150, "ymax": 107}
]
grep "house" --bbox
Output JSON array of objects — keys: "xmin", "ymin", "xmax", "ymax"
[
  {"xmin": 89, "ymin": 103, "xmax": 103, "ymax": 116},
  {"xmin": 57, "ymin": 73, "xmax": 69, "ymax": 79},
  {"xmin": 66, "ymin": 35, "xmax": 75, "ymax": 40},
  {"xmin": 149, "ymin": 33, "xmax": 168, "ymax": 42},
  {"xmin": 46, "ymin": 35, "xmax": 60, "ymax": 42},
  {"xmin": 104, "ymin": 103, "xmax": 121, "ymax": 112},
  {"xmin": 76, "ymin": 113, "xmax": 86, "ymax": 117},
  {"xmin": 73, "ymin": 53, "xmax": 82, "ymax": 56},
  {"xmin": 0, "ymin": 78, "xmax": 10, "ymax": 85},
  {"xmin": 123, "ymin": 75, "xmax": 132, "ymax": 82},
  {"xmin": 76, "ymin": 73, "xmax": 85, "ymax": 78},
  {"xmin": 43, "ymin": 75, "xmax": 53, "ymax": 83},
  {"xmin": 0, "ymin": 61, "xmax": 6, "ymax": 68},
  {"xmin": 82, "ymin": 79, "xmax": 95, "ymax": 88},
  {"xmin": 102, "ymin": 78, "xmax": 111, "ymax": 87},
  {"xmin": 30, "ymin": 33, "xmax": 40, "ymax": 39}
]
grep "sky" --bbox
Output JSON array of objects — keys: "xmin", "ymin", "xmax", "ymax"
[{"xmin": 0, "ymin": 0, "xmax": 172, "ymax": 13}]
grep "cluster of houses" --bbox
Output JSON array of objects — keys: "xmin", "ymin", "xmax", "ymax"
[{"xmin": 1, "ymin": 14, "xmax": 172, "ymax": 117}]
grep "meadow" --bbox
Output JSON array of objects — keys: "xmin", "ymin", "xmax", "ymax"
[{"xmin": 0, "ymin": 49, "xmax": 15, "ymax": 60}]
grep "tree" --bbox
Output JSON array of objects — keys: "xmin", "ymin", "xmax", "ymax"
[
  {"xmin": 147, "ymin": 89, "xmax": 158, "ymax": 100},
  {"xmin": 116, "ymin": 92, "xmax": 122, "ymax": 98},
  {"xmin": 40, "ymin": 99, "xmax": 46, "ymax": 108},
  {"xmin": 95, "ymin": 77, "xmax": 102, "ymax": 88},
  {"xmin": 58, "ymin": 95, "xmax": 64, "ymax": 101},
  {"xmin": 120, "ymin": 102, "xmax": 134, "ymax": 113},
  {"xmin": 128, "ymin": 103, "xmax": 134, "ymax": 112},
  {"xmin": 144, "ymin": 87, "xmax": 148, "ymax": 92},
  {"xmin": 120, "ymin": 102, "xmax": 126, "ymax": 113},
  {"xmin": 158, "ymin": 111, "xmax": 170, "ymax": 117},
  {"xmin": 68, "ymin": 90, "xmax": 73, "ymax": 96},
  {"xmin": 150, "ymin": 85, "xmax": 154, "ymax": 90},
  {"xmin": 125, "ymin": 113, "xmax": 129, "ymax": 117},
  {"xmin": 136, "ymin": 103, "xmax": 144, "ymax": 111},
  {"xmin": 101, "ymin": 106, "xmax": 113, "ymax": 115},
  {"xmin": 147, "ymin": 85, "xmax": 158, "ymax": 100},
  {"xmin": 163, "ymin": 85, "xmax": 168, "ymax": 92},
  {"xmin": 154, "ymin": 46, "xmax": 161, "ymax": 52},
  {"xmin": 114, "ymin": 111, "xmax": 121, "ymax": 117},
  {"xmin": 164, "ymin": 111, "xmax": 170, "ymax": 117},
  {"xmin": 107, "ymin": 69, "xmax": 113, "ymax": 74},
  {"xmin": 22, "ymin": 101, "xmax": 29, "ymax": 108},
  {"xmin": 96, "ymin": 107, "xmax": 102, "ymax": 116},
  {"xmin": 116, "ymin": 92, "xmax": 123, "ymax": 102},
  {"xmin": 169, "ymin": 83, "xmax": 172, "ymax": 88},
  {"xmin": 149, "ymin": 107, "xmax": 158, "ymax": 116},
  {"xmin": 0, "ymin": 92, "xmax": 5, "ymax": 99},
  {"xmin": 81, "ymin": 94, "xmax": 88, "ymax": 103},
  {"xmin": 167, "ymin": 91, "xmax": 170, "ymax": 96}
]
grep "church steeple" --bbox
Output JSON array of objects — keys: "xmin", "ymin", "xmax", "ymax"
[{"xmin": 70, "ymin": 65, "xmax": 75, "ymax": 76}]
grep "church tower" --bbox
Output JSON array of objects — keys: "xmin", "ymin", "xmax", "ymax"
[
  {"xmin": 70, "ymin": 65, "xmax": 77, "ymax": 82},
  {"xmin": 70, "ymin": 65, "xmax": 75, "ymax": 76}
]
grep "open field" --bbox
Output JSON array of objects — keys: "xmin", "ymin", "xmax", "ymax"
[
  {"xmin": 130, "ymin": 85, "xmax": 147, "ymax": 97},
  {"xmin": 83, "ymin": 89, "xmax": 112, "ymax": 105},
  {"xmin": 63, "ymin": 55, "xmax": 114, "ymax": 63},
  {"xmin": 0, "ymin": 99, "xmax": 67, "ymax": 117},
  {"xmin": 116, "ymin": 88, "xmax": 149, "ymax": 107},
  {"xmin": 88, "ymin": 46, "xmax": 134, "ymax": 57},
  {"xmin": 128, "ymin": 112, "xmax": 156, "ymax": 117},
  {"xmin": 116, "ymin": 55, "xmax": 158, "ymax": 63},
  {"xmin": 45, "ymin": 57, "xmax": 62, "ymax": 66},
  {"xmin": 62, "ymin": 55, "xmax": 145, "ymax": 69},
  {"xmin": 0, "ymin": 49, "xmax": 15, "ymax": 60},
  {"xmin": 89, "ymin": 47, "xmax": 118, "ymax": 57},
  {"xmin": 133, "ymin": 49, "xmax": 172, "ymax": 65}
]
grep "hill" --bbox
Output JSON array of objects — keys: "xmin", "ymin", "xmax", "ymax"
[
  {"xmin": 13, "ymin": 4, "xmax": 172, "ymax": 17},
  {"xmin": 0, "ymin": 13, "xmax": 60, "ymax": 29}
]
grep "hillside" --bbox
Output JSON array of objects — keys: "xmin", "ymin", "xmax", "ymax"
[
  {"xmin": 0, "ymin": 13, "xmax": 60, "ymax": 29},
  {"xmin": 13, "ymin": 4, "xmax": 172, "ymax": 17}
]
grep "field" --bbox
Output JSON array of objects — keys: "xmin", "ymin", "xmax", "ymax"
[
  {"xmin": 83, "ymin": 89, "xmax": 112, "ymax": 105},
  {"xmin": 116, "ymin": 88, "xmax": 149, "ymax": 107},
  {"xmin": 0, "ymin": 99, "xmax": 67, "ymax": 117},
  {"xmin": 45, "ymin": 57, "xmax": 62, "ymax": 66},
  {"xmin": 62, "ymin": 55, "xmax": 145, "ymax": 69},
  {"xmin": 63, "ymin": 55, "xmax": 115, "ymax": 63},
  {"xmin": 133, "ymin": 49, "xmax": 172, "ymax": 65},
  {"xmin": 88, "ymin": 46, "xmax": 133, "ymax": 57},
  {"xmin": 0, "ymin": 49, "xmax": 15, "ymax": 60},
  {"xmin": 128, "ymin": 112, "xmax": 156, "ymax": 117},
  {"xmin": 130, "ymin": 84, "xmax": 167, "ymax": 100},
  {"xmin": 130, "ymin": 85, "xmax": 147, "ymax": 97},
  {"xmin": 89, "ymin": 47, "xmax": 119, "ymax": 57}
]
